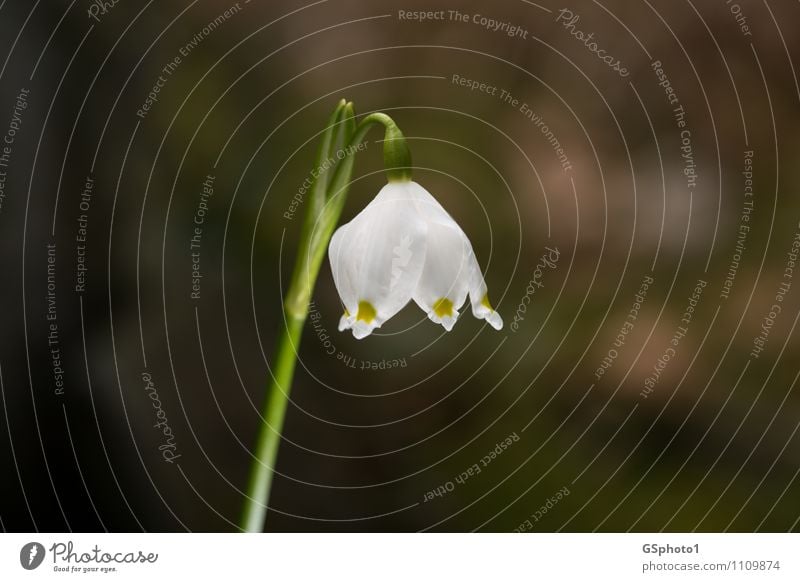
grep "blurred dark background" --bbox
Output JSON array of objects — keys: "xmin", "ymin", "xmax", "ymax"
[{"xmin": 1, "ymin": 0, "xmax": 799, "ymax": 532}]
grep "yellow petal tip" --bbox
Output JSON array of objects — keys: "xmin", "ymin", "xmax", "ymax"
[
  {"xmin": 433, "ymin": 297, "xmax": 454, "ymax": 318},
  {"xmin": 356, "ymin": 301, "xmax": 376, "ymax": 323}
]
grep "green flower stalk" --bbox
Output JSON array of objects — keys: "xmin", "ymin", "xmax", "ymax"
[
  {"xmin": 239, "ymin": 100, "xmax": 412, "ymax": 532},
  {"xmin": 240, "ymin": 100, "xmax": 503, "ymax": 532}
]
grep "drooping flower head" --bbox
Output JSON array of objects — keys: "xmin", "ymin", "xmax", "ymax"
[{"xmin": 327, "ymin": 116, "xmax": 502, "ymax": 339}]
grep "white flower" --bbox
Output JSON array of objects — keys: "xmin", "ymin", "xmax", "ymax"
[{"xmin": 328, "ymin": 181, "xmax": 503, "ymax": 339}]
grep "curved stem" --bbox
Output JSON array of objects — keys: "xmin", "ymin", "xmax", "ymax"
[
  {"xmin": 357, "ymin": 113, "xmax": 412, "ymax": 182},
  {"xmin": 239, "ymin": 104, "xmax": 411, "ymax": 532},
  {"xmin": 240, "ymin": 102, "xmax": 351, "ymax": 533}
]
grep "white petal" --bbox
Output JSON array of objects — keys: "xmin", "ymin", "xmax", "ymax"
[
  {"xmin": 328, "ymin": 223, "xmax": 358, "ymax": 316},
  {"xmin": 329, "ymin": 180, "xmax": 502, "ymax": 337},
  {"xmin": 407, "ymin": 181, "xmax": 461, "ymax": 228},
  {"xmin": 412, "ymin": 220, "xmax": 471, "ymax": 331},
  {"xmin": 328, "ymin": 182, "xmax": 428, "ymax": 339},
  {"xmin": 338, "ymin": 313, "xmax": 353, "ymax": 331},
  {"xmin": 407, "ymin": 181, "xmax": 503, "ymax": 332},
  {"xmin": 468, "ymin": 252, "xmax": 503, "ymax": 330}
]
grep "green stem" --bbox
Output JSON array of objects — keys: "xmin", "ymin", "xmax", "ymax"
[
  {"xmin": 239, "ymin": 104, "xmax": 411, "ymax": 532},
  {"xmin": 358, "ymin": 112, "xmax": 412, "ymax": 182},
  {"xmin": 240, "ymin": 313, "xmax": 304, "ymax": 532}
]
